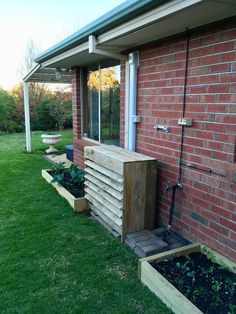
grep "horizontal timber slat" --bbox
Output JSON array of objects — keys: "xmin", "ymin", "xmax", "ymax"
[
  {"xmin": 104, "ymin": 145, "xmax": 156, "ymax": 161},
  {"xmin": 90, "ymin": 204, "xmax": 121, "ymax": 237},
  {"xmin": 85, "ymin": 180, "xmax": 123, "ymax": 209},
  {"xmin": 139, "ymin": 243, "xmax": 202, "ymax": 265},
  {"xmin": 85, "ymin": 147, "xmax": 123, "ymax": 175},
  {"xmin": 85, "ymin": 160, "xmax": 123, "ymax": 183},
  {"xmin": 85, "ymin": 167, "xmax": 123, "ymax": 192},
  {"xmin": 86, "ymin": 193, "xmax": 122, "ymax": 227},
  {"xmin": 85, "ymin": 187, "xmax": 122, "ymax": 218},
  {"xmin": 84, "ymin": 174, "xmax": 123, "ymax": 201}
]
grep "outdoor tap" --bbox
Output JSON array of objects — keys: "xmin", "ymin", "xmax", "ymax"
[
  {"xmin": 163, "ymin": 182, "xmax": 183, "ymax": 192},
  {"xmin": 177, "ymin": 183, "xmax": 183, "ymax": 190},
  {"xmin": 172, "ymin": 183, "xmax": 183, "ymax": 191},
  {"xmin": 154, "ymin": 125, "xmax": 170, "ymax": 133},
  {"xmin": 163, "ymin": 182, "xmax": 171, "ymax": 193}
]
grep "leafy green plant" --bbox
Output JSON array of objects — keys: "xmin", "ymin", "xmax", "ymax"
[
  {"xmin": 50, "ymin": 163, "xmax": 85, "ymax": 198},
  {"xmin": 153, "ymin": 250, "xmax": 235, "ymax": 314},
  {"xmin": 202, "ymin": 265, "xmax": 214, "ymax": 278},
  {"xmin": 202, "ymin": 246, "xmax": 217, "ymax": 263},
  {"xmin": 229, "ymin": 303, "xmax": 236, "ymax": 314}
]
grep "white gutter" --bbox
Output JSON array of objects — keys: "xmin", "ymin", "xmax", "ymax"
[
  {"xmin": 128, "ymin": 51, "xmax": 140, "ymax": 151},
  {"xmin": 98, "ymin": 0, "xmax": 202, "ymax": 44},
  {"xmin": 23, "ymin": 82, "xmax": 31, "ymax": 152}
]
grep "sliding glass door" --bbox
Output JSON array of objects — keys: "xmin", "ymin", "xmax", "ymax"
[{"xmin": 84, "ymin": 64, "xmax": 120, "ymax": 146}]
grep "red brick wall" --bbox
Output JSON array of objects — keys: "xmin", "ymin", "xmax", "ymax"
[
  {"xmin": 72, "ymin": 66, "xmax": 98, "ymax": 168},
  {"xmin": 72, "ymin": 66, "xmax": 84, "ymax": 168},
  {"xmin": 120, "ymin": 18, "xmax": 236, "ymax": 260}
]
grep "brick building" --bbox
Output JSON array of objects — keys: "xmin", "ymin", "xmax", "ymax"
[{"xmin": 24, "ymin": 0, "xmax": 236, "ymax": 260}]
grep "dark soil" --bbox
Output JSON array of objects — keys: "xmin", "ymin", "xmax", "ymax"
[
  {"xmin": 151, "ymin": 252, "xmax": 236, "ymax": 314},
  {"xmin": 49, "ymin": 170, "xmax": 84, "ymax": 198}
]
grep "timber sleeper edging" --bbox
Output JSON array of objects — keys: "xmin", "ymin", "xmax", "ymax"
[
  {"xmin": 41, "ymin": 169, "xmax": 88, "ymax": 212},
  {"xmin": 138, "ymin": 242, "xmax": 236, "ymax": 314}
]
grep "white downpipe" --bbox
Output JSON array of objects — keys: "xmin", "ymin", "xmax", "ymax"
[
  {"xmin": 124, "ymin": 61, "xmax": 130, "ymax": 149},
  {"xmin": 23, "ymin": 82, "xmax": 31, "ymax": 152},
  {"xmin": 128, "ymin": 52, "xmax": 139, "ymax": 151}
]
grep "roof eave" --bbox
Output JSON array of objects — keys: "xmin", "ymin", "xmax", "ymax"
[{"xmin": 34, "ymin": 0, "xmax": 167, "ymax": 63}]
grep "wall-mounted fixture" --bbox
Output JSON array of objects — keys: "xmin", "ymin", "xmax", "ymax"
[
  {"xmin": 55, "ymin": 68, "xmax": 62, "ymax": 80},
  {"xmin": 131, "ymin": 115, "xmax": 140, "ymax": 123},
  {"xmin": 154, "ymin": 125, "xmax": 170, "ymax": 133},
  {"xmin": 178, "ymin": 118, "xmax": 193, "ymax": 126}
]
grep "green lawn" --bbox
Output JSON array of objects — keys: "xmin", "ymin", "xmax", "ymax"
[{"xmin": 0, "ymin": 130, "xmax": 171, "ymax": 314}]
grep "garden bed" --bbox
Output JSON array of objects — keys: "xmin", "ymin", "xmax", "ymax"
[
  {"xmin": 42, "ymin": 169, "xmax": 87, "ymax": 212},
  {"xmin": 139, "ymin": 243, "xmax": 236, "ymax": 314}
]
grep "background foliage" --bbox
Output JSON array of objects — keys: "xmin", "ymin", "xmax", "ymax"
[
  {"xmin": 0, "ymin": 39, "xmax": 72, "ymax": 134},
  {"xmin": 0, "ymin": 84, "xmax": 72, "ymax": 133}
]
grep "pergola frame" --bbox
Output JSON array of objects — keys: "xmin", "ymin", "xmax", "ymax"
[{"xmin": 23, "ymin": 65, "xmax": 72, "ymax": 152}]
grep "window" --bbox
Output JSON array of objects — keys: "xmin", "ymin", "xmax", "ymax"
[{"xmin": 83, "ymin": 64, "xmax": 120, "ymax": 146}]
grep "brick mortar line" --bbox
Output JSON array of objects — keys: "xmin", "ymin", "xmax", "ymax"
[
  {"xmin": 139, "ymin": 66, "xmax": 234, "ymax": 78},
  {"xmin": 140, "ymin": 60, "xmax": 234, "ymax": 72},
  {"xmin": 137, "ymin": 146, "xmax": 231, "ymax": 166},
  {"xmin": 140, "ymin": 40, "xmax": 236, "ymax": 63},
  {"xmin": 144, "ymin": 28, "xmax": 236, "ymax": 55},
  {"xmin": 139, "ymin": 71, "xmax": 236, "ymax": 80}
]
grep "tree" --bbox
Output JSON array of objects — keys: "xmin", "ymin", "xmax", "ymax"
[
  {"xmin": 5, "ymin": 39, "xmax": 73, "ymax": 132},
  {"xmin": 14, "ymin": 40, "xmax": 49, "ymax": 129},
  {"xmin": 87, "ymin": 67, "xmax": 119, "ymax": 91},
  {"xmin": 21, "ymin": 39, "xmax": 38, "ymax": 75},
  {"xmin": 34, "ymin": 87, "xmax": 72, "ymax": 131},
  {"xmin": 0, "ymin": 88, "xmax": 18, "ymax": 132}
]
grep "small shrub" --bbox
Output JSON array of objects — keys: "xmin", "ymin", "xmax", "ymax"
[
  {"xmin": 50, "ymin": 163, "xmax": 85, "ymax": 198},
  {"xmin": 34, "ymin": 98, "xmax": 72, "ymax": 131}
]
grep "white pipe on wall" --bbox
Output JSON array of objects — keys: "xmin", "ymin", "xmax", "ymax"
[
  {"xmin": 128, "ymin": 51, "xmax": 139, "ymax": 151},
  {"xmin": 124, "ymin": 60, "xmax": 130, "ymax": 150},
  {"xmin": 23, "ymin": 82, "xmax": 31, "ymax": 152}
]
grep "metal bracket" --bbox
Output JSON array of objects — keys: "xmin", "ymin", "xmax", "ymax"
[
  {"xmin": 89, "ymin": 35, "xmax": 127, "ymax": 61},
  {"xmin": 154, "ymin": 125, "xmax": 170, "ymax": 133},
  {"xmin": 178, "ymin": 118, "xmax": 193, "ymax": 126},
  {"xmin": 131, "ymin": 115, "xmax": 140, "ymax": 123}
]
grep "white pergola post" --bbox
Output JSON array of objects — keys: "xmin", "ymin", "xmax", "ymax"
[{"xmin": 23, "ymin": 82, "xmax": 31, "ymax": 152}]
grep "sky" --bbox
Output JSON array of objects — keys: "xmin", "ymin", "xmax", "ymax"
[{"xmin": 0, "ymin": 0, "xmax": 125, "ymax": 90}]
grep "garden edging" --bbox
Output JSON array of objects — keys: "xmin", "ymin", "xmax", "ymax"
[
  {"xmin": 138, "ymin": 242, "xmax": 236, "ymax": 314},
  {"xmin": 41, "ymin": 169, "xmax": 88, "ymax": 212}
]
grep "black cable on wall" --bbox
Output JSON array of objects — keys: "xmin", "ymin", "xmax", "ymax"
[{"xmin": 178, "ymin": 28, "xmax": 190, "ymax": 184}]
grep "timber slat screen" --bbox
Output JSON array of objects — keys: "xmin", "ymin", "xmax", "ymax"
[{"xmin": 84, "ymin": 145, "xmax": 157, "ymax": 241}]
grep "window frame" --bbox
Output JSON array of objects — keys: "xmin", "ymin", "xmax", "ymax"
[{"xmin": 81, "ymin": 62, "xmax": 120, "ymax": 144}]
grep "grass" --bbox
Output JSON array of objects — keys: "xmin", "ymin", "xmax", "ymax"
[{"xmin": 0, "ymin": 130, "xmax": 171, "ymax": 314}]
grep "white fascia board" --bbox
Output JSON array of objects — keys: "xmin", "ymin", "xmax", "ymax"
[
  {"xmin": 23, "ymin": 64, "xmax": 41, "ymax": 82},
  {"xmin": 41, "ymin": 42, "xmax": 88, "ymax": 68},
  {"xmin": 97, "ymin": 0, "xmax": 202, "ymax": 45}
]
